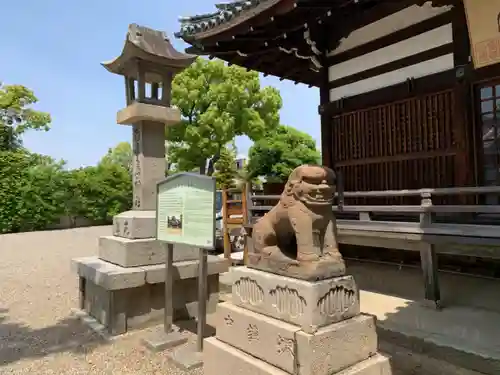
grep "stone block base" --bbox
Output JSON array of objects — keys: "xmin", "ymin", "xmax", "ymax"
[
  {"xmin": 247, "ymin": 252, "xmax": 346, "ymax": 281},
  {"xmin": 98, "ymin": 235, "xmax": 198, "ymax": 267},
  {"xmin": 112, "ymin": 210, "xmax": 156, "ymax": 239},
  {"xmin": 73, "ymin": 255, "xmax": 228, "ymax": 335},
  {"xmin": 216, "ymin": 302, "xmax": 378, "ymax": 375},
  {"xmin": 204, "ymin": 338, "xmax": 392, "ymax": 375},
  {"xmin": 231, "ymin": 267, "xmax": 360, "ymax": 333}
]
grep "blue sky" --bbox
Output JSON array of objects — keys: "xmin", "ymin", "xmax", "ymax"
[{"xmin": 1, "ymin": 0, "xmax": 320, "ymax": 169}]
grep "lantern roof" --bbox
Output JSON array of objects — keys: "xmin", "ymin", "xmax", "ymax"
[{"xmin": 102, "ymin": 24, "xmax": 197, "ymax": 79}]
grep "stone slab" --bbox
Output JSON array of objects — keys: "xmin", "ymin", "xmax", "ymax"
[
  {"xmin": 73, "ymin": 256, "xmax": 145, "ymax": 290},
  {"xmin": 117, "ymin": 101, "xmax": 181, "ymax": 126},
  {"xmin": 141, "ymin": 325, "xmax": 188, "ymax": 351},
  {"xmin": 73, "ymin": 255, "xmax": 228, "ymax": 290},
  {"xmin": 98, "ymin": 235, "xmax": 199, "ymax": 267},
  {"xmin": 215, "ymin": 302, "xmax": 300, "ymax": 373},
  {"xmin": 168, "ymin": 345, "xmax": 204, "ymax": 370},
  {"xmin": 205, "ymin": 338, "xmax": 391, "ymax": 375},
  {"xmin": 204, "ymin": 337, "xmax": 289, "ymax": 375},
  {"xmin": 336, "ymin": 354, "xmax": 392, "ymax": 375},
  {"xmin": 144, "ymin": 257, "xmax": 229, "ymax": 284},
  {"xmin": 112, "ymin": 210, "xmax": 156, "ymax": 239},
  {"xmin": 296, "ymin": 314, "xmax": 378, "ymax": 375},
  {"xmin": 231, "ymin": 267, "xmax": 360, "ymax": 333}
]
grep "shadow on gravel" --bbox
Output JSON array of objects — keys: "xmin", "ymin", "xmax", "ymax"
[{"xmin": 0, "ymin": 307, "xmax": 109, "ymax": 366}]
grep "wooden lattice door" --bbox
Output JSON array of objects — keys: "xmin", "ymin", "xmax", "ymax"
[{"xmin": 330, "ymin": 89, "xmax": 460, "ymax": 204}]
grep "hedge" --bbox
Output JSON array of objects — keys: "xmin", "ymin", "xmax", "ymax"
[{"xmin": 0, "ymin": 150, "xmax": 132, "ymax": 234}]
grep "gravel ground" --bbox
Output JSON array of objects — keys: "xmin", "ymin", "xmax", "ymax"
[
  {"xmin": 0, "ymin": 225, "xmax": 461, "ymax": 375},
  {"xmin": 0, "ymin": 225, "xmax": 203, "ymax": 375}
]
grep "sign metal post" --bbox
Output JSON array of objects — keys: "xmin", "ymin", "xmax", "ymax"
[{"xmin": 146, "ymin": 173, "xmax": 215, "ymax": 368}]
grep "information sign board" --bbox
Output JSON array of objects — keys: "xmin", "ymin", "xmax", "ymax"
[{"xmin": 156, "ymin": 173, "xmax": 216, "ymax": 249}]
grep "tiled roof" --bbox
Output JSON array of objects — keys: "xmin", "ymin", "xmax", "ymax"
[{"xmin": 175, "ymin": 0, "xmax": 271, "ymax": 38}]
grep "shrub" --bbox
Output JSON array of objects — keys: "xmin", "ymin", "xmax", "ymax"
[
  {"xmin": 0, "ymin": 150, "xmax": 132, "ymax": 233},
  {"xmin": 0, "ymin": 151, "xmax": 69, "ymax": 232}
]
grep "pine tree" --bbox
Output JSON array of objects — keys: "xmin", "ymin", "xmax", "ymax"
[{"xmin": 213, "ymin": 144, "xmax": 238, "ymax": 190}]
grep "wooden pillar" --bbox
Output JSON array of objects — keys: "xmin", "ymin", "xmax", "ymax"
[
  {"xmin": 452, "ymin": 2, "xmax": 474, "ymax": 192},
  {"xmin": 319, "ymin": 26, "xmax": 333, "ymax": 169},
  {"xmin": 222, "ymin": 189, "xmax": 231, "ymax": 259},
  {"xmin": 419, "ymin": 192, "xmax": 441, "ymax": 309},
  {"xmin": 243, "ymin": 183, "xmax": 252, "ymax": 266}
]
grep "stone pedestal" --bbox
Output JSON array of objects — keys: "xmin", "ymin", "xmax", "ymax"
[
  {"xmin": 71, "ymin": 202, "xmax": 229, "ymax": 336},
  {"xmin": 70, "ymin": 96, "xmax": 232, "ymax": 335},
  {"xmin": 73, "ymin": 255, "xmax": 228, "ymax": 335},
  {"xmin": 204, "ymin": 267, "xmax": 392, "ymax": 375}
]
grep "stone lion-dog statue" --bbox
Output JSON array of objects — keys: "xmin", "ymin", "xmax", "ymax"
[{"xmin": 249, "ymin": 165, "xmax": 345, "ymax": 280}]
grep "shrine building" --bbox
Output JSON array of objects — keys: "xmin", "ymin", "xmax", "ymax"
[{"xmin": 175, "ymin": 0, "xmax": 500, "ymax": 202}]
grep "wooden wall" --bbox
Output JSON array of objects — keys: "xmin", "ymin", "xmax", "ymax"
[
  {"xmin": 320, "ymin": 1, "xmax": 475, "ymax": 203},
  {"xmin": 333, "ymin": 89, "xmax": 456, "ymax": 196}
]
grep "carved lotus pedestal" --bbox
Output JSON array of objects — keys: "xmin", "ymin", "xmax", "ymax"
[{"xmin": 204, "ymin": 267, "xmax": 393, "ymax": 375}]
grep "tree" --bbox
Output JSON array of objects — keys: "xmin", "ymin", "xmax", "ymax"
[
  {"xmin": 68, "ymin": 163, "xmax": 132, "ymax": 223},
  {"xmin": 0, "ymin": 83, "xmax": 51, "ymax": 151},
  {"xmin": 100, "ymin": 141, "xmax": 133, "ymax": 174},
  {"xmin": 213, "ymin": 144, "xmax": 238, "ymax": 189},
  {"xmin": 247, "ymin": 125, "xmax": 321, "ymax": 182},
  {"xmin": 0, "ymin": 150, "xmax": 69, "ymax": 233},
  {"xmin": 0, "ymin": 147, "xmax": 133, "ymax": 234},
  {"xmin": 167, "ymin": 58, "xmax": 282, "ymax": 175}
]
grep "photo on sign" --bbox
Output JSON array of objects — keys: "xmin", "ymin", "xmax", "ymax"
[{"xmin": 166, "ymin": 214, "xmax": 183, "ymax": 234}]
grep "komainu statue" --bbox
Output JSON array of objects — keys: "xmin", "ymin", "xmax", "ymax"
[{"xmin": 249, "ymin": 165, "xmax": 345, "ymax": 280}]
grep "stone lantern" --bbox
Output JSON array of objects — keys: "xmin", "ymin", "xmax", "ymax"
[
  {"xmin": 72, "ymin": 25, "xmax": 227, "ymax": 338},
  {"xmin": 102, "ymin": 23, "xmax": 196, "ymax": 211}
]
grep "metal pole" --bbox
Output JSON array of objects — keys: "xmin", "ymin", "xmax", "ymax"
[
  {"xmin": 164, "ymin": 242, "xmax": 174, "ymax": 333},
  {"xmin": 196, "ymin": 248, "xmax": 208, "ymax": 352}
]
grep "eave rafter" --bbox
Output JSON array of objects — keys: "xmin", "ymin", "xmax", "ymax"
[
  {"xmin": 176, "ymin": 0, "xmax": 406, "ymax": 87},
  {"xmin": 187, "ymin": 6, "xmax": 332, "ymax": 72},
  {"xmin": 218, "ymin": 46, "xmax": 318, "ymax": 86}
]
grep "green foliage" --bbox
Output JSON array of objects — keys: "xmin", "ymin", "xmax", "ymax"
[
  {"xmin": 0, "ymin": 83, "xmax": 51, "ymax": 151},
  {"xmin": 100, "ymin": 141, "xmax": 133, "ymax": 174},
  {"xmin": 0, "ymin": 150, "xmax": 69, "ymax": 233},
  {"xmin": 0, "ymin": 80, "xmax": 131, "ymax": 233},
  {"xmin": 213, "ymin": 144, "xmax": 238, "ymax": 189},
  {"xmin": 167, "ymin": 58, "xmax": 282, "ymax": 175},
  {"xmin": 0, "ymin": 149, "xmax": 132, "ymax": 234},
  {"xmin": 247, "ymin": 125, "xmax": 321, "ymax": 183},
  {"xmin": 67, "ymin": 163, "xmax": 132, "ymax": 223}
]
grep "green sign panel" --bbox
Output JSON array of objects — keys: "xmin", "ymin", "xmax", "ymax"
[{"xmin": 156, "ymin": 173, "xmax": 216, "ymax": 249}]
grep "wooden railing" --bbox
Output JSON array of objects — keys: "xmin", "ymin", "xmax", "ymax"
[{"xmin": 244, "ymin": 185, "xmax": 500, "ymax": 309}]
